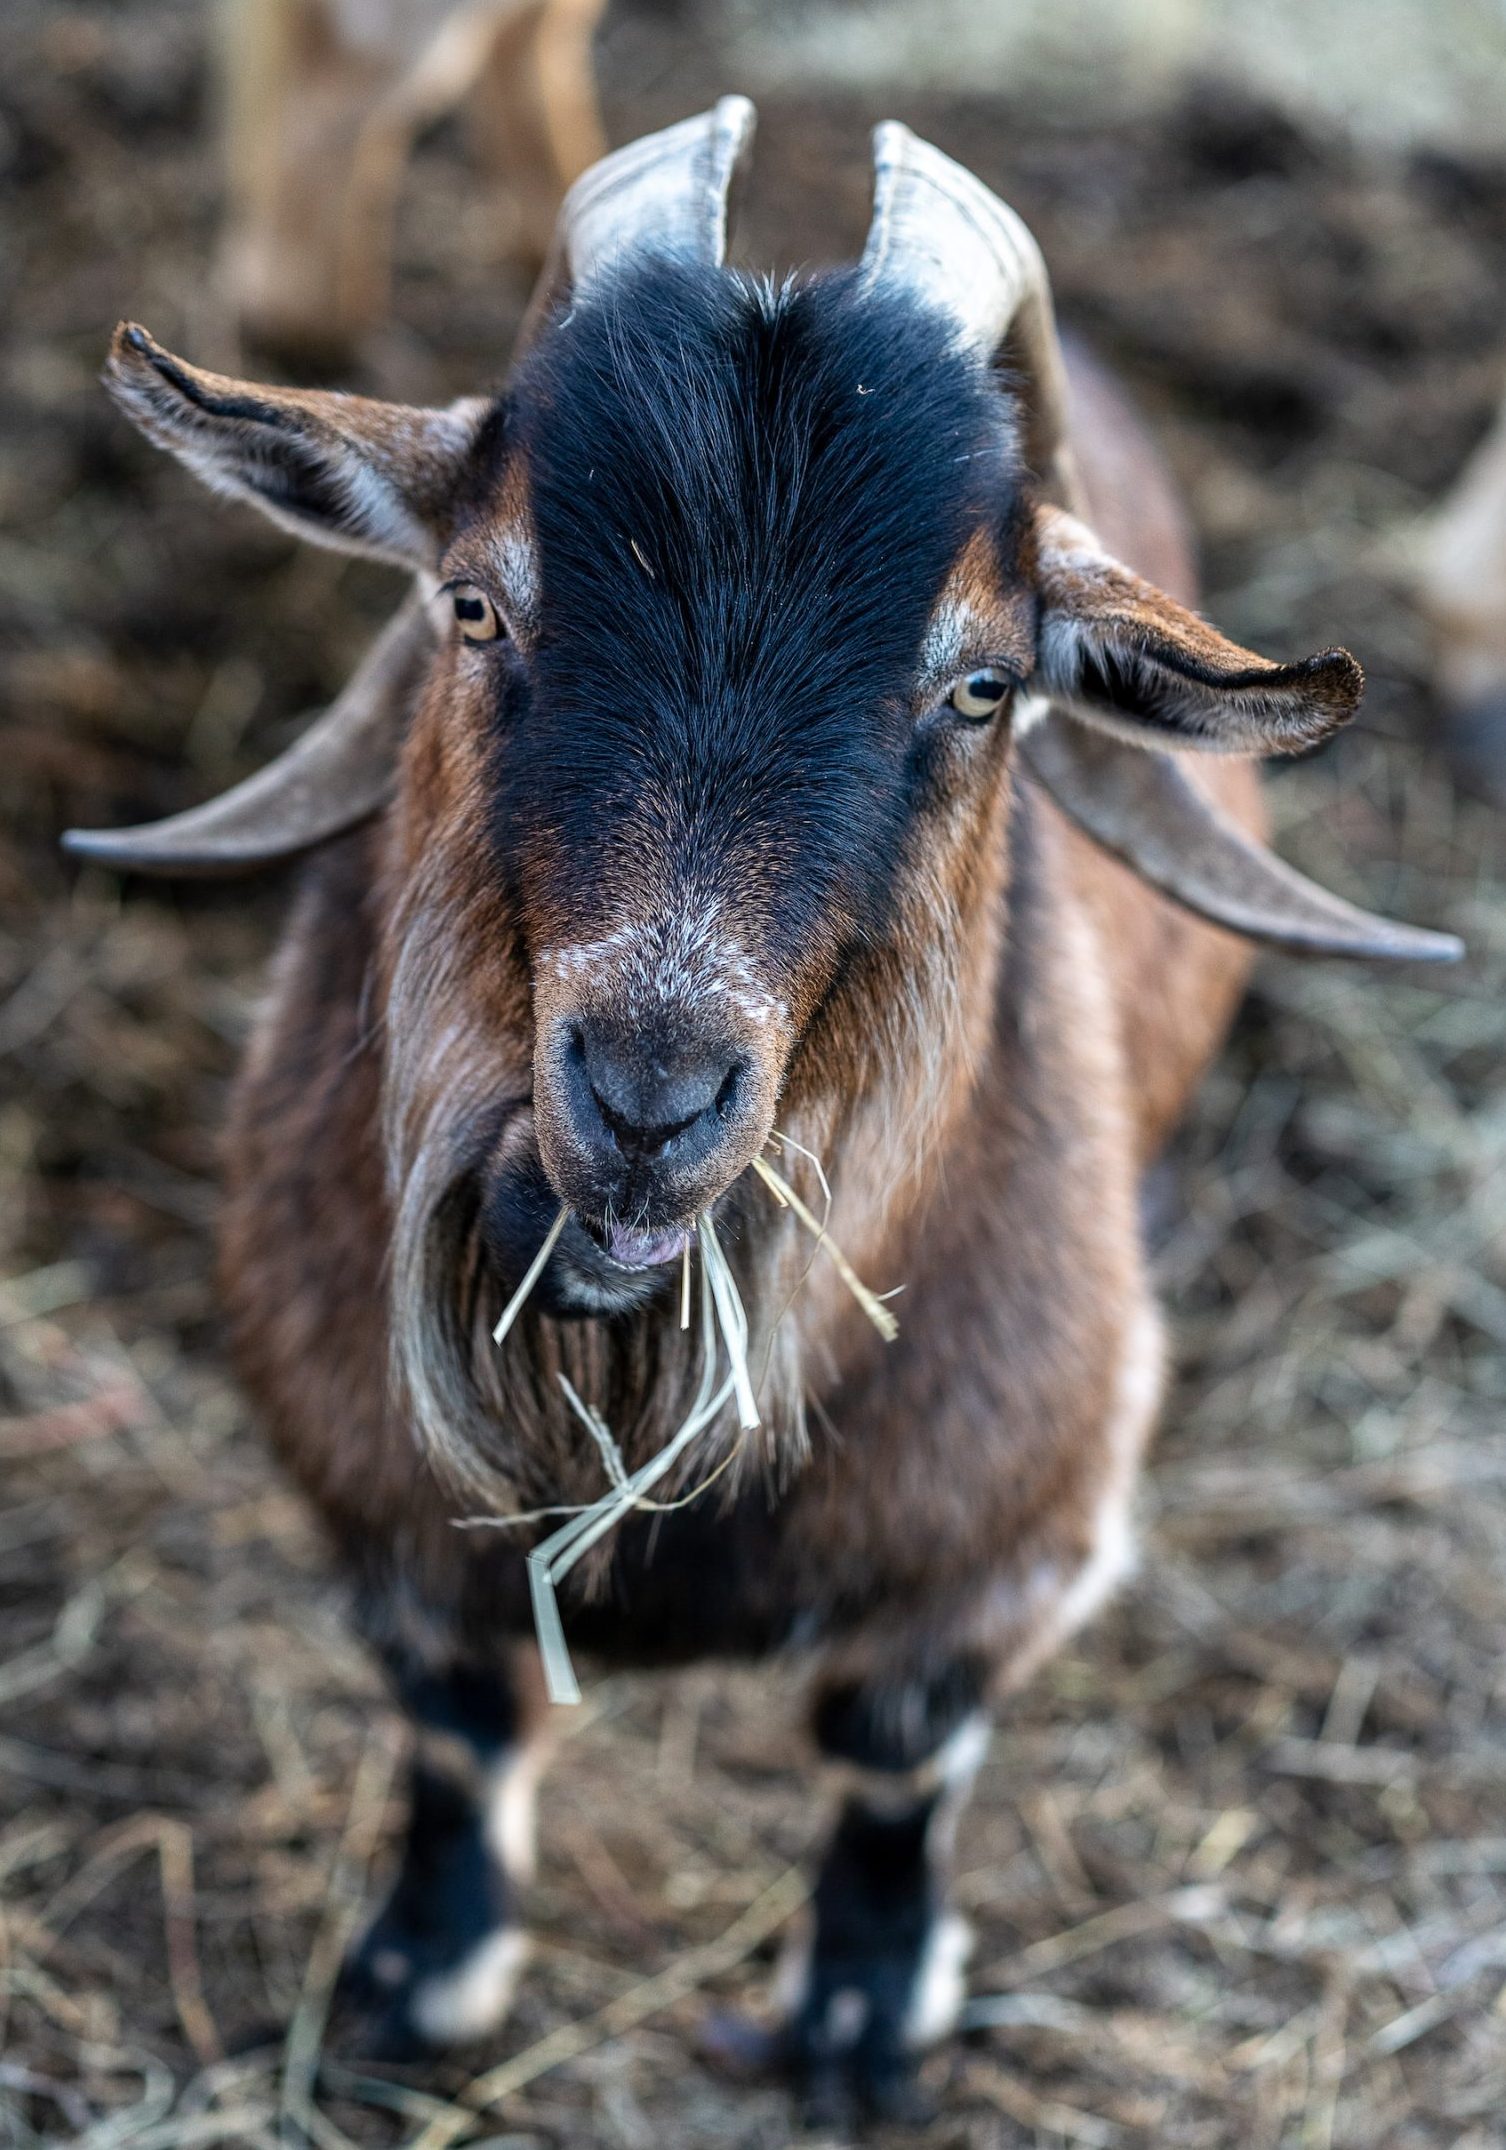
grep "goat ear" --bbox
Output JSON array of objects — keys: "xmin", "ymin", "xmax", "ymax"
[
  {"xmin": 103, "ymin": 324, "xmax": 490, "ymax": 568},
  {"xmin": 1034, "ymin": 505, "xmax": 1363, "ymax": 757}
]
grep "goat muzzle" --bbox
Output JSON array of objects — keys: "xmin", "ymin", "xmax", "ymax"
[{"xmin": 533, "ymin": 993, "xmax": 781, "ymax": 1243}]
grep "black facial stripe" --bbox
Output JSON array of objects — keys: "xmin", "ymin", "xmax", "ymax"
[{"xmin": 497, "ymin": 260, "xmax": 1024, "ymax": 957}]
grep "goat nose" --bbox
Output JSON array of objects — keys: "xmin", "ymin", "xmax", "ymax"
[{"xmin": 574, "ymin": 1024, "xmax": 742, "ymax": 1162}]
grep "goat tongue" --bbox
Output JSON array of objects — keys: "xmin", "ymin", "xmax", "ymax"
[{"xmin": 606, "ymin": 1222, "xmax": 689, "ymax": 1270}]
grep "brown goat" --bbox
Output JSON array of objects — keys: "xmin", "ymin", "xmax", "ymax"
[{"xmin": 71, "ymin": 103, "xmax": 1458, "ymax": 2123}]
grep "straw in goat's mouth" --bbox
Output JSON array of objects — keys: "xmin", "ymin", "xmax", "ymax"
[
  {"xmin": 491, "ymin": 1205, "xmax": 569, "ymax": 1347},
  {"xmin": 464, "ymin": 1141, "xmax": 895, "ymax": 1703},
  {"xmin": 750, "ymin": 1150, "xmax": 899, "ymax": 1343}
]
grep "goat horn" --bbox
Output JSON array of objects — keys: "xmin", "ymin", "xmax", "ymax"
[
  {"xmin": 515, "ymin": 96, "xmax": 757, "ymax": 359},
  {"xmin": 65, "ymin": 105, "xmax": 758, "ymax": 883},
  {"xmin": 1021, "ymin": 717, "xmax": 1463, "ymax": 962},
  {"xmin": 865, "ymin": 123, "xmax": 1458, "ymax": 963},
  {"xmin": 861, "ymin": 122, "xmax": 1082, "ymax": 512},
  {"xmin": 63, "ymin": 590, "xmax": 435, "ymax": 875}
]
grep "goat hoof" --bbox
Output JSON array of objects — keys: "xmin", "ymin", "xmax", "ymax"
[
  {"xmin": 783, "ymin": 1992, "xmax": 938, "ymax": 2132},
  {"xmin": 792, "ymin": 2050, "xmax": 935, "ymax": 2134},
  {"xmin": 336, "ymin": 1932, "xmax": 430, "ymax": 2061},
  {"xmin": 700, "ymin": 1998, "xmax": 937, "ymax": 2129},
  {"xmin": 798, "ymin": 2059, "xmax": 859, "ymax": 2134},
  {"xmin": 339, "ymin": 1907, "xmax": 526, "ymax": 2060}
]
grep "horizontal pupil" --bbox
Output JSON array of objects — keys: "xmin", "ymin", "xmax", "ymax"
[
  {"xmin": 455, "ymin": 596, "xmax": 487, "ymax": 620},
  {"xmin": 967, "ymin": 676, "xmax": 1004, "ymax": 700}
]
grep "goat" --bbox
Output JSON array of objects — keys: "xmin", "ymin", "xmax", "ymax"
[
  {"xmin": 1405, "ymin": 382, "xmax": 1506, "ymax": 806},
  {"xmin": 70, "ymin": 101, "xmax": 1459, "ymax": 2124},
  {"xmin": 221, "ymin": 0, "xmax": 606, "ymax": 358}
]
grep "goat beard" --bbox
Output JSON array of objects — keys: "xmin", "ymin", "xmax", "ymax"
[
  {"xmin": 379, "ymin": 898, "xmax": 808, "ymax": 1563},
  {"xmin": 375, "ymin": 813, "xmax": 985, "ymax": 1568}
]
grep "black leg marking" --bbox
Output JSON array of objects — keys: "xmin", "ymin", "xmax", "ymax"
[
  {"xmin": 343, "ymin": 1654, "xmax": 537, "ymax": 2055},
  {"xmin": 813, "ymin": 1658, "xmax": 986, "ymax": 1776},
  {"xmin": 782, "ymin": 1666, "xmax": 989, "ymax": 2126}
]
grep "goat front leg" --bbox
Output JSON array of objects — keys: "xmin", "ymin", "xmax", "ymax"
[
  {"xmin": 776, "ymin": 1662, "xmax": 990, "ymax": 2127},
  {"xmin": 343, "ymin": 1642, "xmax": 549, "ymax": 2056}
]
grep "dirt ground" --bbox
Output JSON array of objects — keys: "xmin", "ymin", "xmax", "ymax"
[{"xmin": 3, "ymin": 4, "xmax": 1506, "ymax": 2147}]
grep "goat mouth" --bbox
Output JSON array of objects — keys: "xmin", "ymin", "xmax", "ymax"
[{"xmin": 586, "ymin": 1219, "xmax": 692, "ymax": 1271}]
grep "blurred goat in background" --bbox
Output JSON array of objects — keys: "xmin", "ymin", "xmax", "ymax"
[
  {"xmin": 220, "ymin": 0, "xmax": 606, "ymax": 360},
  {"xmin": 1407, "ymin": 381, "xmax": 1506, "ymax": 807}
]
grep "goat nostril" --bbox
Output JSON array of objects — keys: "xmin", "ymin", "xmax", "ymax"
[
  {"xmin": 566, "ymin": 1021, "xmax": 748, "ymax": 1165},
  {"xmin": 590, "ymin": 1085, "xmax": 701, "ymax": 1158}
]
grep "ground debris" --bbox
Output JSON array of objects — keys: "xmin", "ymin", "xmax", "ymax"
[{"xmin": 2, "ymin": 5, "xmax": 1504, "ymax": 2143}]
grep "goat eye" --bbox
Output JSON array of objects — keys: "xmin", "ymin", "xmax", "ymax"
[
  {"xmin": 949, "ymin": 669, "xmax": 1012, "ymax": 721},
  {"xmin": 452, "ymin": 583, "xmax": 503, "ymax": 643}
]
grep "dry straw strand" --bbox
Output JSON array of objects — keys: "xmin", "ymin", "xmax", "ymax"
[
  {"xmin": 524, "ymin": 1245, "xmax": 745, "ymax": 1704},
  {"xmin": 481, "ymin": 1163, "xmax": 874, "ymax": 1703},
  {"xmin": 751, "ymin": 1154, "xmax": 899, "ymax": 1342},
  {"xmin": 697, "ymin": 1213, "xmax": 760, "ymax": 1431},
  {"xmin": 557, "ymin": 1372, "xmax": 629, "ymax": 1490},
  {"xmin": 279, "ymin": 1728, "xmax": 398, "ymax": 2149},
  {"xmin": 491, "ymin": 1204, "xmax": 569, "ymax": 1345}
]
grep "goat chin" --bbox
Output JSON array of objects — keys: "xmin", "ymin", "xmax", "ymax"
[{"xmin": 383, "ymin": 1053, "xmax": 811, "ymax": 1542}]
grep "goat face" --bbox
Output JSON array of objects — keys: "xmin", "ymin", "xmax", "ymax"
[
  {"xmin": 100, "ymin": 263, "xmax": 1363, "ymax": 1323},
  {"xmin": 478, "ymin": 265, "xmax": 1019, "ymax": 1288}
]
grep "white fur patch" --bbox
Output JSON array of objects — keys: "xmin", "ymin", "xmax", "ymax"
[
  {"xmin": 824, "ymin": 1987, "xmax": 870, "ymax": 2048},
  {"xmin": 412, "ymin": 1733, "xmax": 543, "ymax": 1886},
  {"xmin": 768, "ymin": 1908, "xmax": 974, "ymax": 2052},
  {"xmin": 934, "ymin": 1711, "xmax": 991, "ymax": 1796},
  {"xmin": 978, "ymin": 1293, "xmax": 1163, "ymax": 1686},
  {"xmin": 542, "ymin": 904, "xmax": 788, "ymax": 1032},
  {"xmin": 1022, "ymin": 1298, "xmax": 1161, "ymax": 1671},
  {"xmin": 770, "ymin": 1918, "xmax": 813, "ymax": 2020},
  {"xmin": 904, "ymin": 1912, "xmax": 974, "ymax": 2048},
  {"xmin": 918, "ymin": 595, "xmax": 975, "ymax": 683},
  {"xmin": 824, "ymin": 1706, "xmax": 992, "ymax": 1817},
  {"xmin": 1009, "ymin": 687, "xmax": 1053, "ymax": 736},
  {"xmin": 1050, "ymin": 1294, "xmax": 1162, "ymax": 1644},
  {"xmin": 485, "ymin": 1742, "xmax": 544, "ymax": 1885},
  {"xmin": 409, "ymin": 1928, "xmax": 530, "ymax": 2046},
  {"xmin": 491, "ymin": 523, "xmax": 540, "ymax": 626}
]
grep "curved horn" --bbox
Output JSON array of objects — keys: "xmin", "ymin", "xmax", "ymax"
[
  {"xmin": 1022, "ymin": 718, "xmax": 1462, "ymax": 962},
  {"xmin": 860, "ymin": 122, "xmax": 1081, "ymax": 511},
  {"xmin": 64, "ymin": 104, "xmax": 757, "ymax": 884},
  {"xmin": 63, "ymin": 591, "xmax": 435, "ymax": 876},
  {"xmin": 515, "ymin": 96, "xmax": 757, "ymax": 359},
  {"xmin": 864, "ymin": 123, "xmax": 1459, "ymax": 963}
]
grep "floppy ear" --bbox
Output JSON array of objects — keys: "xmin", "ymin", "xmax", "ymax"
[
  {"xmin": 103, "ymin": 323, "xmax": 492, "ymax": 568},
  {"xmin": 1034, "ymin": 505, "xmax": 1363, "ymax": 756}
]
